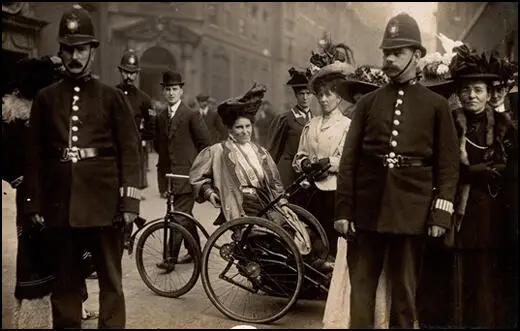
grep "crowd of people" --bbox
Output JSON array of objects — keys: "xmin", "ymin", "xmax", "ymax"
[{"xmin": 2, "ymin": 4, "xmax": 518, "ymax": 329}]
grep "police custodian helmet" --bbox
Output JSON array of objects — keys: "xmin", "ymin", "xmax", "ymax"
[
  {"xmin": 118, "ymin": 49, "xmax": 141, "ymax": 73},
  {"xmin": 380, "ymin": 13, "xmax": 426, "ymax": 58},
  {"xmin": 58, "ymin": 4, "xmax": 99, "ymax": 48}
]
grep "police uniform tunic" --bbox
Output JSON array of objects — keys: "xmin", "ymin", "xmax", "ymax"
[
  {"xmin": 336, "ymin": 82, "xmax": 459, "ymax": 234},
  {"xmin": 24, "ymin": 76, "xmax": 141, "ymax": 228},
  {"xmin": 116, "ymin": 83, "xmax": 153, "ymax": 189}
]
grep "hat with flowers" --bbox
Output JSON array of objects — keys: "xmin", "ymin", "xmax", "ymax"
[
  {"xmin": 417, "ymin": 33, "xmax": 463, "ymax": 97},
  {"xmin": 337, "ymin": 65, "xmax": 389, "ymax": 103}
]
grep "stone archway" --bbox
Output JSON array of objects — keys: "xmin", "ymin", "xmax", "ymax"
[{"xmin": 139, "ymin": 46, "xmax": 177, "ymax": 101}]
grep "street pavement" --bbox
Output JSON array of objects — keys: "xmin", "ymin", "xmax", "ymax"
[{"xmin": 2, "ymin": 152, "xmax": 327, "ymax": 329}]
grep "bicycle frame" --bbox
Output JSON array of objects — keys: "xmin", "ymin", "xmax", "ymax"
[{"xmin": 127, "ymin": 173, "xmax": 210, "ymax": 255}]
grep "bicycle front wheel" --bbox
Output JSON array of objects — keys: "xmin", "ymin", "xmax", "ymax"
[{"xmin": 135, "ymin": 221, "xmax": 201, "ymax": 298}]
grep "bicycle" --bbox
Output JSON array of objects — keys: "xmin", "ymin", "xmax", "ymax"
[{"xmin": 131, "ymin": 173, "xmax": 210, "ymax": 298}]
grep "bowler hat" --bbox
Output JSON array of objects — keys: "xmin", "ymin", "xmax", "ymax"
[
  {"xmin": 380, "ymin": 13, "xmax": 426, "ymax": 58},
  {"xmin": 160, "ymin": 70, "xmax": 184, "ymax": 87},
  {"xmin": 58, "ymin": 5, "xmax": 99, "ymax": 48},
  {"xmin": 118, "ymin": 50, "xmax": 140, "ymax": 73}
]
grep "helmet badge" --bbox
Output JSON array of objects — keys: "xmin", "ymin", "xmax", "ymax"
[
  {"xmin": 388, "ymin": 22, "xmax": 399, "ymax": 38},
  {"xmin": 128, "ymin": 56, "xmax": 136, "ymax": 65},
  {"xmin": 66, "ymin": 15, "xmax": 80, "ymax": 34}
]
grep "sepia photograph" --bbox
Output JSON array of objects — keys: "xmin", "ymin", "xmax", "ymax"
[{"xmin": 2, "ymin": 2, "xmax": 518, "ymax": 329}]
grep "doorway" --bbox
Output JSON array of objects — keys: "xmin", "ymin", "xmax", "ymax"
[{"xmin": 139, "ymin": 46, "xmax": 177, "ymax": 102}]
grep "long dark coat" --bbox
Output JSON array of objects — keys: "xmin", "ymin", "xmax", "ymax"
[
  {"xmin": 449, "ymin": 107, "xmax": 516, "ymax": 328},
  {"xmin": 23, "ymin": 76, "xmax": 142, "ymax": 228},
  {"xmin": 336, "ymin": 82, "xmax": 460, "ymax": 234},
  {"xmin": 115, "ymin": 83, "xmax": 154, "ymax": 141},
  {"xmin": 267, "ymin": 109, "xmax": 311, "ymax": 188},
  {"xmin": 154, "ymin": 102, "xmax": 212, "ymax": 195}
]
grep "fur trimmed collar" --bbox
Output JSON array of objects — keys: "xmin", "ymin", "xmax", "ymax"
[
  {"xmin": 2, "ymin": 94, "xmax": 32, "ymax": 123},
  {"xmin": 453, "ymin": 106, "xmax": 512, "ymax": 165}
]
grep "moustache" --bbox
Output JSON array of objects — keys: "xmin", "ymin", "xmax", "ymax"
[
  {"xmin": 68, "ymin": 61, "xmax": 83, "ymax": 69},
  {"xmin": 382, "ymin": 65, "xmax": 398, "ymax": 72}
]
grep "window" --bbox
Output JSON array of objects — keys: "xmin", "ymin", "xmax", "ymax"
[
  {"xmin": 238, "ymin": 18, "xmax": 246, "ymax": 36},
  {"xmin": 202, "ymin": 47, "xmax": 210, "ymax": 94},
  {"xmin": 263, "ymin": 9, "xmax": 269, "ymax": 23},
  {"xmin": 208, "ymin": 4, "xmax": 218, "ymax": 25},
  {"xmin": 211, "ymin": 48, "xmax": 230, "ymax": 102},
  {"xmin": 224, "ymin": 4, "xmax": 233, "ymax": 32},
  {"xmin": 251, "ymin": 4, "xmax": 258, "ymax": 18},
  {"xmin": 237, "ymin": 56, "xmax": 247, "ymax": 93}
]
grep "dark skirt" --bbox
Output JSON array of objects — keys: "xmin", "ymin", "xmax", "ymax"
[
  {"xmin": 14, "ymin": 187, "xmax": 95, "ymax": 301},
  {"xmin": 15, "ymin": 188, "xmax": 55, "ymax": 300}
]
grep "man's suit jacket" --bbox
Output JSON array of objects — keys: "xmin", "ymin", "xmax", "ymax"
[{"xmin": 154, "ymin": 102, "xmax": 212, "ymax": 195}]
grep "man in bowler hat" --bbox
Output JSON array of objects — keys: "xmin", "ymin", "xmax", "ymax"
[
  {"xmin": 23, "ymin": 5, "xmax": 141, "ymax": 328},
  {"xmin": 153, "ymin": 71, "xmax": 211, "ymax": 265},
  {"xmin": 334, "ymin": 13, "xmax": 460, "ymax": 328}
]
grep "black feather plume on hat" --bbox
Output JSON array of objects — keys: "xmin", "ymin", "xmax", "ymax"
[
  {"xmin": 449, "ymin": 44, "xmax": 500, "ymax": 80},
  {"xmin": 217, "ymin": 83, "xmax": 267, "ymax": 127}
]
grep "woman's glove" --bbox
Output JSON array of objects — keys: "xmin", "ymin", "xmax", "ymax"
[{"xmin": 301, "ymin": 158, "xmax": 313, "ymax": 174}]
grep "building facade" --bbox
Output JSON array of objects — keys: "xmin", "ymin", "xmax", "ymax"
[
  {"xmin": 2, "ymin": 2, "xmax": 385, "ymax": 111},
  {"xmin": 436, "ymin": 2, "xmax": 517, "ymax": 61}
]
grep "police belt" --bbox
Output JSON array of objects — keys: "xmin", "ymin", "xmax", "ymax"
[
  {"xmin": 50, "ymin": 147, "xmax": 115, "ymax": 162},
  {"xmin": 374, "ymin": 153, "xmax": 432, "ymax": 168}
]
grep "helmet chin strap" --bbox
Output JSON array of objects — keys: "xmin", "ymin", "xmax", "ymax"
[
  {"xmin": 63, "ymin": 46, "xmax": 94, "ymax": 80},
  {"xmin": 391, "ymin": 53, "xmax": 415, "ymax": 83}
]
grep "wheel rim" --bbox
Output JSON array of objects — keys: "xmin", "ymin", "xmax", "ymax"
[
  {"xmin": 201, "ymin": 218, "xmax": 304, "ymax": 324},
  {"xmin": 136, "ymin": 222, "xmax": 200, "ymax": 298}
]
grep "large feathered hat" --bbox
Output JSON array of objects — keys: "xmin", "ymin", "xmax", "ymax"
[
  {"xmin": 308, "ymin": 62, "xmax": 355, "ymax": 95},
  {"xmin": 307, "ymin": 38, "xmax": 356, "ymax": 95},
  {"xmin": 487, "ymin": 54, "xmax": 518, "ymax": 87},
  {"xmin": 308, "ymin": 37, "xmax": 355, "ymax": 77},
  {"xmin": 337, "ymin": 65, "xmax": 389, "ymax": 103},
  {"xmin": 12, "ymin": 56, "xmax": 64, "ymax": 100},
  {"xmin": 449, "ymin": 44, "xmax": 501, "ymax": 82},
  {"xmin": 217, "ymin": 83, "xmax": 267, "ymax": 127}
]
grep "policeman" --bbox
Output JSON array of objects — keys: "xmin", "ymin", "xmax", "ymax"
[
  {"xmin": 116, "ymin": 49, "xmax": 154, "ymax": 249},
  {"xmin": 23, "ymin": 5, "xmax": 141, "ymax": 328},
  {"xmin": 334, "ymin": 13, "xmax": 460, "ymax": 328}
]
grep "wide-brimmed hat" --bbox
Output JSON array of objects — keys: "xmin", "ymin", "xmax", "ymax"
[
  {"xmin": 380, "ymin": 13, "xmax": 426, "ymax": 58},
  {"xmin": 449, "ymin": 45, "xmax": 501, "ymax": 82},
  {"xmin": 118, "ymin": 49, "xmax": 140, "ymax": 73},
  {"xmin": 58, "ymin": 5, "xmax": 99, "ymax": 48},
  {"xmin": 13, "ymin": 56, "xmax": 64, "ymax": 100},
  {"xmin": 308, "ymin": 62, "xmax": 355, "ymax": 95},
  {"xmin": 217, "ymin": 83, "xmax": 267, "ymax": 127},
  {"xmin": 337, "ymin": 65, "xmax": 389, "ymax": 103},
  {"xmin": 160, "ymin": 70, "xmax": 184, "ymax": 87}
]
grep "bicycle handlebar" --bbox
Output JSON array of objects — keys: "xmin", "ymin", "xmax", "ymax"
[{"xmin": 165, "ymin": 173, "xmax": 190, "ymax": 179}]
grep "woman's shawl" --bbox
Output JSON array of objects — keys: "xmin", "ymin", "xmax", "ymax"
[{"xmin": 190, "ymin": 139, "xmax": 311, "ymax": 253}]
